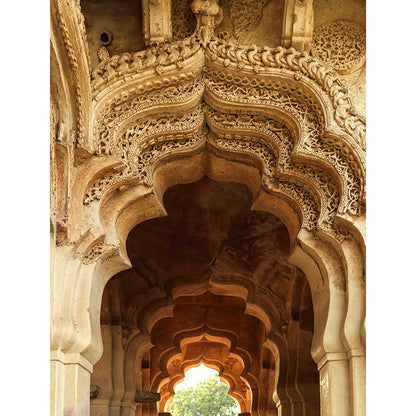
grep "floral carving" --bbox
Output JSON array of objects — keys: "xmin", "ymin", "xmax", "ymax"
[{"xmin": 311, "ymin": 20, "xmax": 366, "ymax": 74}]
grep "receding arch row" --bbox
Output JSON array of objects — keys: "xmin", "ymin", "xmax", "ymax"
[
  {"xmin": 100, "ymin": 274, "xmax": 318, "ymax": 416},
  {"xmin": 71, "ymin": 145, "xmax": 363, "ymax": 362},
  {"xmin": 53, "ymin": 146, "xmax": 364, "ymax": 416},
  {"xmin": 123, "ymin": 288, "xmax": 294, "ymax": 416}
]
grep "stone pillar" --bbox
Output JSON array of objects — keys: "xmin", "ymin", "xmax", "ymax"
[
  {"xmin": 282, "ymin": 0, "xmax": 314, "ymax": 52},
  {"xmin": 349, "ymin": 352, "xmax": 365, "ymax": 416},
  {"xmin": 50, "ymin": 351, "xmax": 93, "ymax": 416},
  {"xmin": 318, "ymin": 355, "xmax": 350, "ymax": 416},
  {"xmin": 50, "ymin": 239, "xmax": 130, "ymax": 416},
  {"xmin": 142, "ymin": 0, "xmax": 172, "ymax": 45}
]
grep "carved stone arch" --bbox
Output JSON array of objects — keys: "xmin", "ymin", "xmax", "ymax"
[
  {"xmin": 51, "ymin": 3, "xmax": 366, "ymax": 416},
  {"xmin": 70, "ymin": 111, "xmax": 362, "ymax": 372},
  {"xmin": 155, "ymin": 351, "xmax": 252, "ymax": 413},
  {"xmin": 57, "ymin": 146, "xmax": 362, "ymax": 416}
]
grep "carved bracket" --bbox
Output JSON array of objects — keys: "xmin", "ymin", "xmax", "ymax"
[
  {"xmin": 135, "ymin": 390, "xmax": 161, "ymax": 403},
  {"xmin": 90, "ymin": 385, "xmax": 100, "ymax": 400}
]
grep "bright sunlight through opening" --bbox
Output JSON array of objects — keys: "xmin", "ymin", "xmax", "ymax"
[
  {"xmin": 170, "ymin": 364, "xmax": 240, "ymax": 416},
  {"xmin": 174, "ymin": 364, "xmax": 218, "ymax": 392}
]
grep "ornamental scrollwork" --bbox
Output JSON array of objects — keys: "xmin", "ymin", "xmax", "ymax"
[
  {"xmin": 204, "ymin": 73, "xmax": 363, "ymax": 216},
  {"xmin": 94, "ymin": 79, "xmax": 204, "ymax": 155},
  {"xmin": 91, "ymin": 35, "xmax": 201, "ymax": 92},
  {"xmin": 84, "ymin": 108, "xmax": 205, "ymax": 205},
  {"xmin": 205, "ymin": 37, "xmax": 366, "ymax": 150},
  {"xmin": 84, "ymin": 6, "xmax": 366, "ymax": 242}
]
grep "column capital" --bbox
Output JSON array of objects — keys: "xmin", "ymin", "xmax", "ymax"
[
  {"xmin": 317, "ymin": 352, "xmax": 349, "ymax": 371},
  {"xmin": 50, "ymin": 350, "xmax": 94, "ymax": 373}
]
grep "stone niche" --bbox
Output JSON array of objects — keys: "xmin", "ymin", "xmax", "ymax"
[{"xmin": 81, "ymin": 0, "xmax": 145, "ymax": 69}]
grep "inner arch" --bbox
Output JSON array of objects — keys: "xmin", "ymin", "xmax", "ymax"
[
  {"xmin": 93, "ymin": 176, "xmax": 320, "ymax": 416},
  {"xmin": 174, "ymin": 364, "xmax": 218, "ymax": 392},
  {"xmin": 170, "ymin": 364, "xmax": 241, "ymax": 415}
]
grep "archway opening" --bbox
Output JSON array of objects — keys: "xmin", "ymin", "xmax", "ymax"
[
  {"xmin": 91, "ymin": 176, "xmax": 319, "ymax": 415},
  {"xmin": 170, "ymin": 364, "xmax": 240, "ymax": 416},
  {"xmin": 174, "ymin": 364, "xmax": 217, "ymax": 392}
]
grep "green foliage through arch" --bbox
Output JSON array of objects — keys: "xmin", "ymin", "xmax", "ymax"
[{"xmin": 170, "ymin": 374, "xmax": 239, "ymax": 416}]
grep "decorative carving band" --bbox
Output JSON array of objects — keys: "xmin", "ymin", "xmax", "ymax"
[
  {"xmin": 311, "ymin": 20, "xmax": 366, "ymax": 74},
  {"xmin": 84, "ymin": 20, "xmax": 366, "ymax": 241},
  {"xmin": 84, "ymin": 108, "xmax": 205, "ymax": 204},
  {"xmin": 94, "ymin": 79, "xmax": 204, "ymax": 155},
  {"xmin": 204, "ymin": 73, "xmax": 363, "ymax": 216},
  {"xmin": 91, "ymin": 36, "xmax": 201, "ymax": 92},
  {"xmin": 205, "ymin": 37, "xmax": 366, "ymax": 150}
]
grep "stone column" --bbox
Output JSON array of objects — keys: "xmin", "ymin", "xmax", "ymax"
[
  {"xmin": 282, "ymin": 0, "xmax": 314, "ymax": 52},
  {"xmin": 349, "ymin": 351, "xmax": 365, "ymax": 416},
  {"xmin": 50, "ymin": 240, "xmax": 130, "ymax": 416},
  {"xmin": 317, "ymin": 354, "xmax": 351, "ymax": 416},
  {"xmin": 142, "ymin": 0, "xmax": 172, "ymax": 45},
  {"xmin": 342, "ymin": 240, "xmax": 366, "ymax": 416},
  {"xmin": 50, "ymin": 351, "xmax": 93, "ymax": 416}
]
